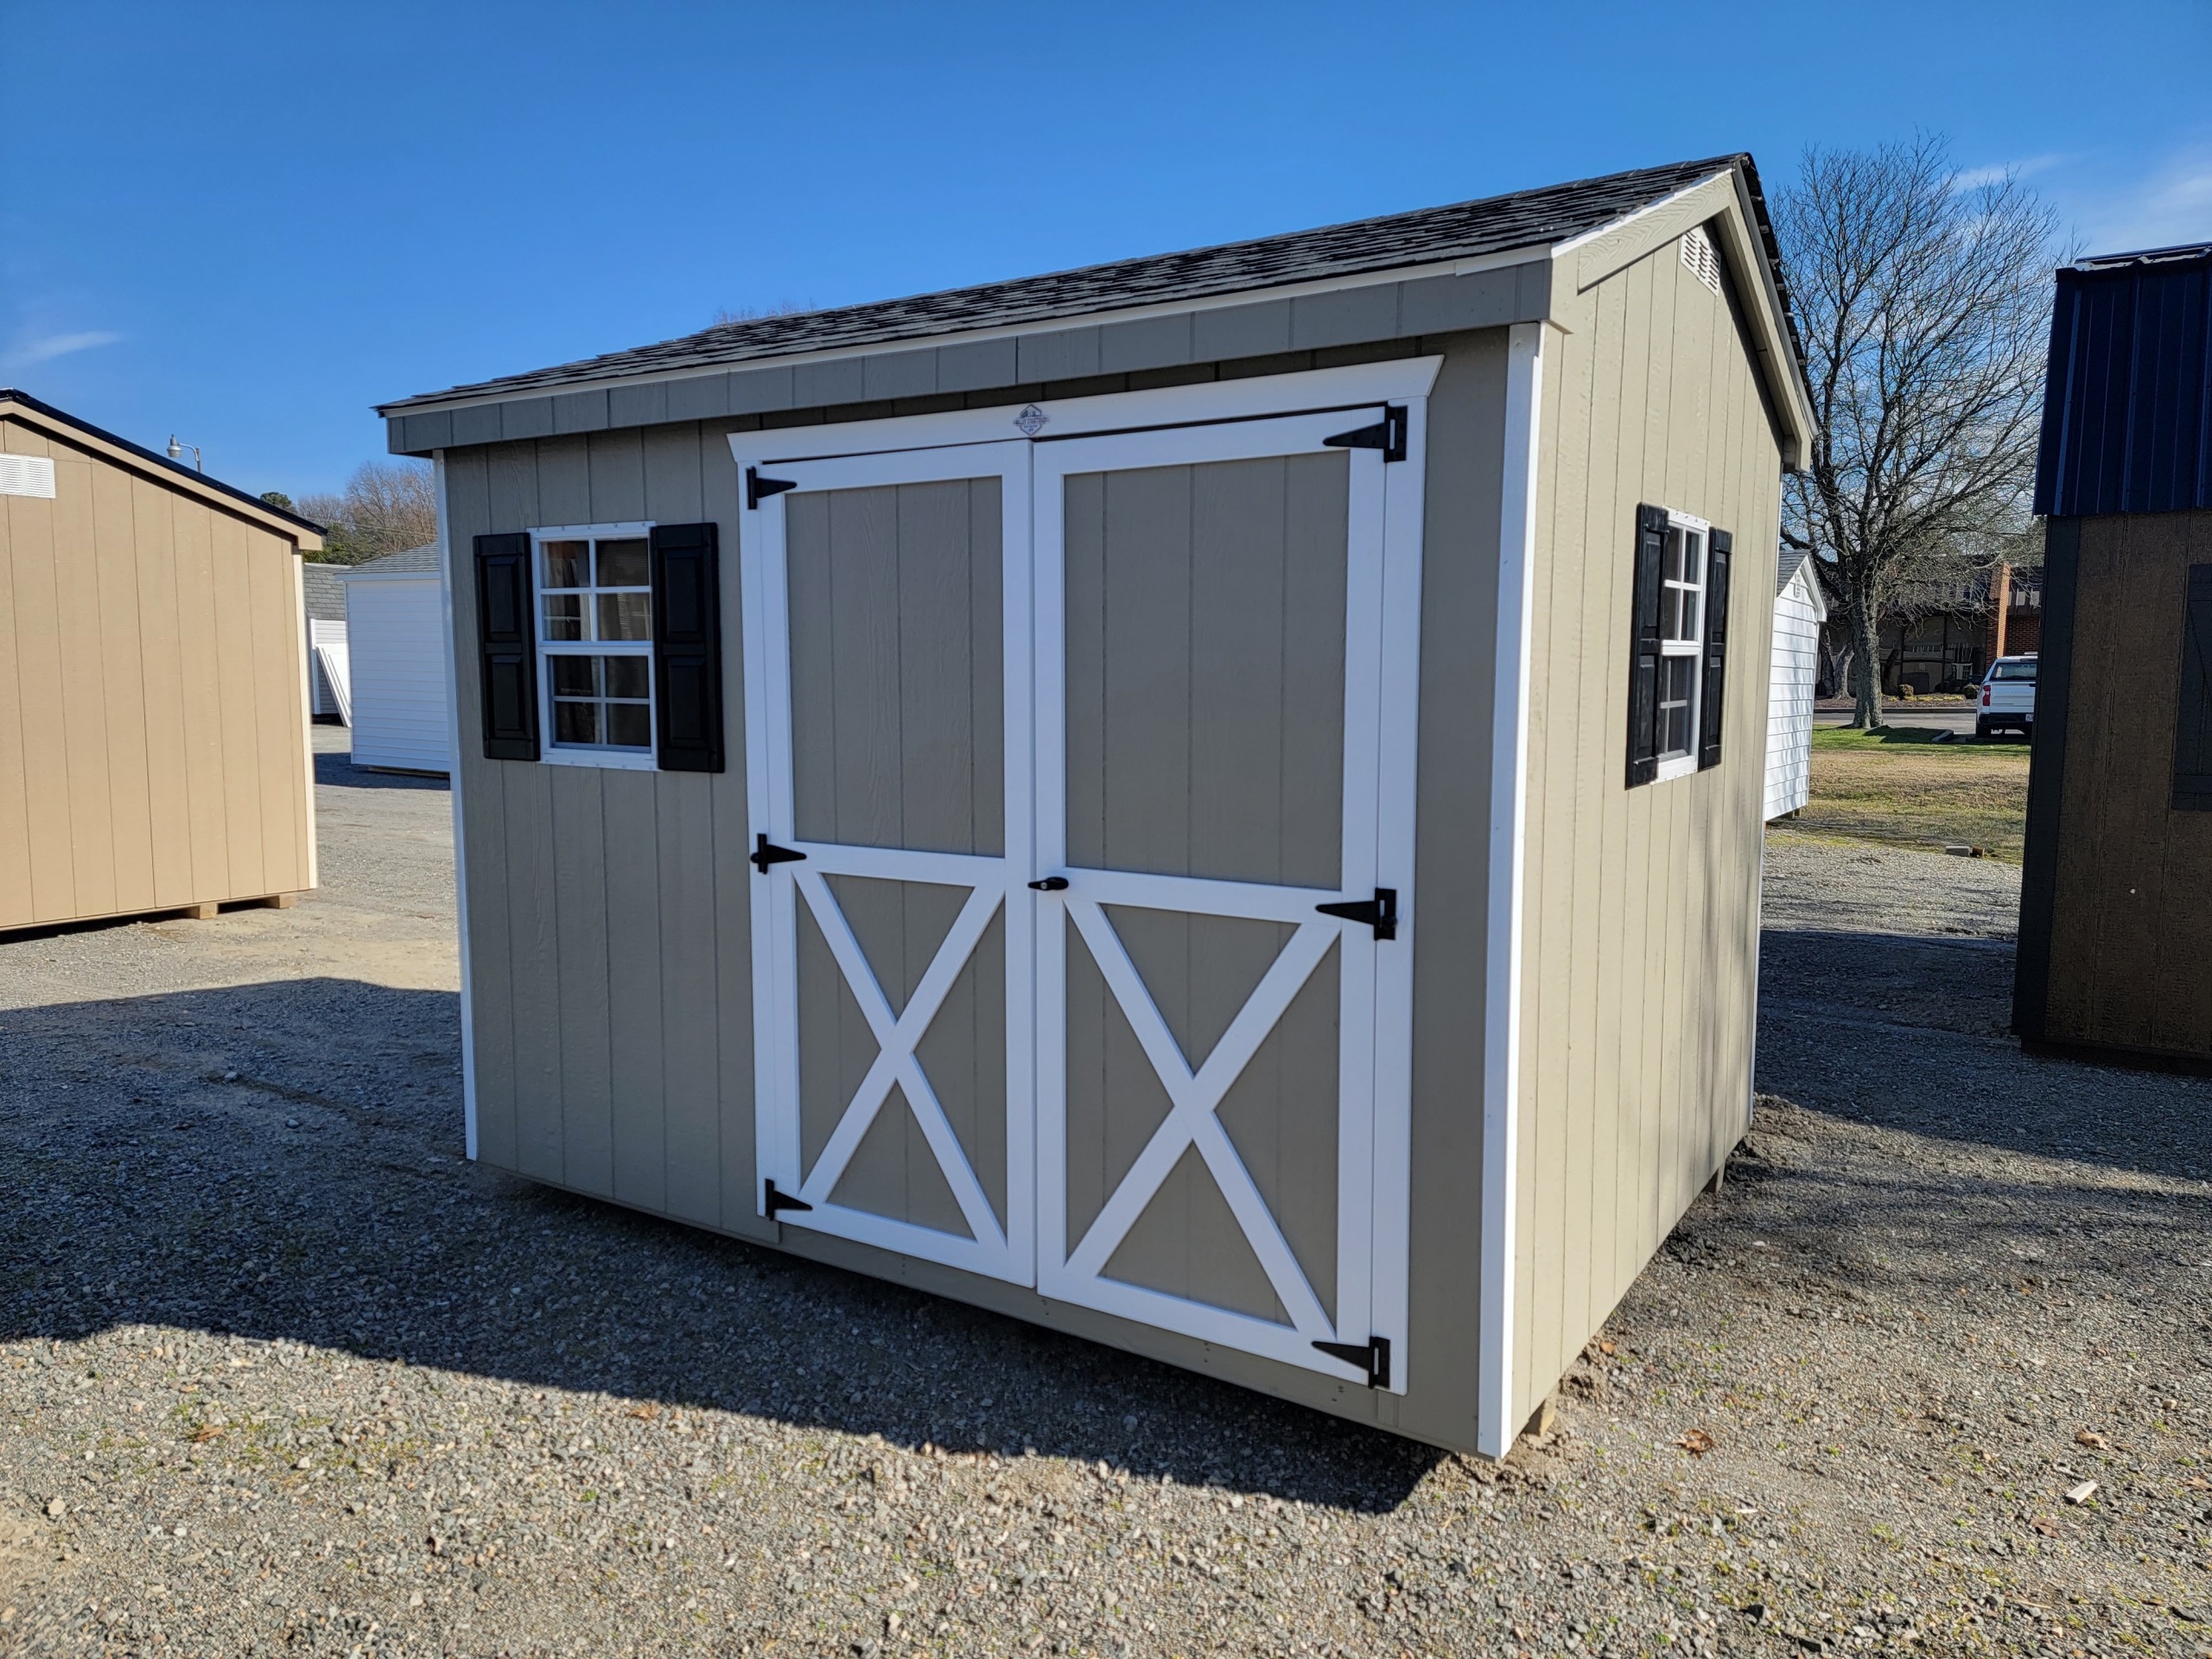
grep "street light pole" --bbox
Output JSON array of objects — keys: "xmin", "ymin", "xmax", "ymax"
[{"xmin": 165, "ymin": 435, "xmax": 202, "ymax": 473}]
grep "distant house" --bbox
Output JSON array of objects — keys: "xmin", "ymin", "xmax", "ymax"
[
  {"xmin": 302, "ymin": 560, "xmax": 349, "ymax": 721},
  {"xmin": 1766, "ymin": 548, "xmax": 1825, "ymax": 819},
  {"xmin": 1866, "ymin": 563, "xmax": 2042, "ymax": 696},
  {"xmin": 0, "ymin": 388, "xmax": 323, "ymax": 931},
  {"xmin": 2018, "ymin": 241, "xmax": 2212, "ymax": 1068},
  {"xmin": 335, "ymin": 543, "xmax": 452, "ymax": 773}
]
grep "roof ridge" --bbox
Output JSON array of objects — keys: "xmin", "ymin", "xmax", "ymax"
[
  {"xmin": 1, "ymin": 387, "xmax": 327, "ymax": 539},
  {"xmin": 379, "ymin": 155, "xmax": 1758, "ymax": 415}
]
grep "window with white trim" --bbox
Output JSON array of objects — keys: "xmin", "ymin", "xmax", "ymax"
[
  {"xmin": 1655, "ymin": 513, "xmax": 1708, "ymax": 780},
  {"xmin": 533, "ymin": 524, "xmax": 655, "ymax": 763}
]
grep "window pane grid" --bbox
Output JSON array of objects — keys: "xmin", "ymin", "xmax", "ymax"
[
  {"xmin": 1660, "ymin": 526, "xmax": 1704, "ymax": 645},
  {"xmin": 537, "ymin": 532, "xmax": 653, "ymax": 754},
  {"xmin": 1655, "ymin": 519, "xmax": 1705, "ymax": 767}
]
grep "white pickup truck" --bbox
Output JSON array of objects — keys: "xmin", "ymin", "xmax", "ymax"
[{"xmin": 1974, "ymin": 654, "xmax": 2037, "ymax": 739}]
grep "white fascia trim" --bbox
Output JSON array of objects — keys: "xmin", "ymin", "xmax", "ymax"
[
  {"xmin": 385, "ymin": 245, "xmax": 1545, "ymax": 420},
  {"xmin": 1477, "ymin": 321, "xmax": 1548, "ymax": 1459},
  {"xmin": 432, "ymin": 452, "xmax": 480, "ymax": 1163},
  {"xmin": 1548, "ymin": 172, "xmax": 1732, "ymax": 262},
  {"xmin": 333, "ymin": 569, "xmax": 441, "ymax": 583},
  {"xmin": 728, "ymin": 356, "xmax": 1444, "ymax": 467}
]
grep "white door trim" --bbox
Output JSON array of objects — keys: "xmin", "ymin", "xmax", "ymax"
[
  {"xmin": 739, "ymin": 439, "xmax": 1036, "ymax": 1284},
  {"xmin": 1029, "ymin": 405, "xmax": 1423, "ymax": 1391},
  {"xmin": 727, "ymin": 357, "xmax": 1442, "ymax": 469}
]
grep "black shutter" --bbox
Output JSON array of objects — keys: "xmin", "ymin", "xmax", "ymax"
[
  {"xmin": 1698, "ymin": 528, "xmax": 1732, "ymax": 771},
  {"xmin": 474, "ymin": 532, "xmax": 538, "ymax": 761},
  {"xmin": 1625, "ymin": 505, "xmax": 1667, "ymax": 787},
  {"xmin": 651, "ymin": 522, "xmax": 725, "ymax": 773},
  {"xmin": 2172, "ymin": 564, "xmax": 2212, "ymax": 810}
]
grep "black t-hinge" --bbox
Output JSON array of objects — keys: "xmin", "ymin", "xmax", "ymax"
[
  {"xmin": 1323, "ymin": 405, "xmax": 1408, "ymax": 462},
  {"xmin": 747, "ymin": 467, "xmax": 797, "ymax": 510},
  {"xmin": 751, "ymin": 834, "xmax": 806, "ymax": 875},
  {"xmin": 1313, "ymin": 1335, "xmax": 1391, "ymax": 1389},
  {"xmin": 764, "ymin": 1179, "xmax": 812, "ymax": 1217},
  {"xmin": 1316, "ymin": 887, "xmax": 1397, "ymax": 940}
]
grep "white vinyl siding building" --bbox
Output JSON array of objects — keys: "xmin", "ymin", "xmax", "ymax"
[
  {"xmin": 336, "ymin": 544, "xmax": 454, "ymax": 774},
  {"xmin": 1765, "ymin": 550, "xmax": 1825, "ymax": 820},
  {"xmin": 302, "ymin": 561, "xmax": 349, "ymax": 721}
]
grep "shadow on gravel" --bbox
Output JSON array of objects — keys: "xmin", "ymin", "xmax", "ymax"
[
  {"xmin": 0, "ymin": 979, "xmax": 1437, "ymax": 1514},
  {"xmin": 313, "ymin": 751, "xmax": 451, "ymax": 791},
  {"xmin": 1758, "ymin": 923, "xmax": 2212, "ymax": 1187}
]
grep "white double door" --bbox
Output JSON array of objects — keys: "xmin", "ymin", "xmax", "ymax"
[{"xmin": 741, "ymin": 407, "xmax": 1421, "ymax": 1389}]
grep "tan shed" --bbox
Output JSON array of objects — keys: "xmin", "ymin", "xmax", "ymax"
[
  {"xmin": 0, "ymin": 390, "xmax": 323, "ymax": 931},
  {"xmin": 378, "ymin": 155, "xmax": 1815, "ymax": 1457}
]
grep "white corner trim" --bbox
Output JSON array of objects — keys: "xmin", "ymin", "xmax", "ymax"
[
  {"xmin": 727, "ymin": 356, "xmax": 1444, "ymax": 467},
  {"xmin": 1478, "ymin": 321, "xmax": 1548, "ymax": 1458},
  {"xmin": 433, "ymin": 453, "xmax": 480, "ymax": 1163},
  {"xmin": 292, "ymin": 553, "xmax": 320, "ymax": 894}
]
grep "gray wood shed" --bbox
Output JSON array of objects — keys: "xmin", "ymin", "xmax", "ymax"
[{"xmin": 379, "ymin": 155, "xmax": 1815, "ymax": 1457}]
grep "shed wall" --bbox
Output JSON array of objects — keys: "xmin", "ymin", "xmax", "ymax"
[
  {"xmin": 0, "ymin": 414, "xmax": 315, "ymax": 930},
  {"xmin": 343, "ymin": 578, "xmax": 454, "ymax": 772},
  {"xmin": 1765, "ymin": 564, "xmax": 1820, "ymax": 820},
  {"xmin": 1510, "ymin": 229, "xmax": 1782, "ymax": 1424},
  {"xmin": 2018, "ymin": 507, "xmax": 2212, "ymax": 1060},
  {"xmin": 444, "ymin": 333, "xmax": 1510, "ymax": 1451}
]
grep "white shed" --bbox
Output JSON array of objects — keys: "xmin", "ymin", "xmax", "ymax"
[
  {"xmin": 335, "ymin": 543, "xmax": 453, "ymax": 774},
  {"xmin": 302, "ymin": 560, "xmax": 350, "ymax": 721},
  {"xmin": 1765, "ymin": 548, "xmax": 1826, "ymax": 819}
]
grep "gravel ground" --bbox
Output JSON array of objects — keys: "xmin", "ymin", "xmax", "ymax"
[{"xmin": 2, "ymin": 732, "xmax": 2209, "ymax": 1658}]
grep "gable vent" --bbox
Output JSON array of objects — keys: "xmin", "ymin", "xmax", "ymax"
[
  {"xmin": 0, "ymin": 454, "xmax": 56, "ymax": 499},
  {"xmin": 1681, "ymin": 225, "xmax": 1722, "ymax": 296}
]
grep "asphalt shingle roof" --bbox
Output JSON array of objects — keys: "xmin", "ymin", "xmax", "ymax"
[
  {"xmin": 301, "ymin": 562, "xmax": 346, "ymax": 620},
  {"xmin": 381, "ymin": 155, "xmax": 1791, "ymax": 414},
  {"xmin": 341, "ymin": 543, "xmax": 442, "ymax": 576}
]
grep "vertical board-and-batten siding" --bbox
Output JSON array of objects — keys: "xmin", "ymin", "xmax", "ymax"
[
  {"xmin": 0, "ymin": 415, "xmax": 314, "ymax": 930},
  {"xmin": 342, "ymin": 579, "xmax": 455, "ymax": 772},
  {"xmin": 442, "ymin": 423, "xmax": 766, "ymax": 1242},
  {"xmin": 1511, "ymin": 226, "xmax": 1782, "ymax": 1424},
  {"xmin": 446, "ymin": 334, "xmax": 1513, "ymax": 1452},
  {"xmin": 2031, "ymin": 509, "xmax": 2212, "ymax": 1057}
]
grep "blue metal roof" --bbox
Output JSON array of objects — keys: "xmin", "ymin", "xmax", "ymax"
[{"xmin": 2034, "ymin": 242, "xmax": 2212, "ymax": 518}]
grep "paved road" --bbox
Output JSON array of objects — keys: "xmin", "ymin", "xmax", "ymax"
[{"xmin": 1813, "ymin": 702, "xmax": 1985, "ymax": 736}]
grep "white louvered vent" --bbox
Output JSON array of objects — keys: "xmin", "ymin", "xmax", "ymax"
[
  {"xmin": 1681, "ymin": 226, "xmax": 1722, "ymax": 296},
  {"xmin": 0, "ymin": 454, "xmax": 57, "ymax": 499}
]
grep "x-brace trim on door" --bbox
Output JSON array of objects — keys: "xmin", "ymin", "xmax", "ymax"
[
  {"xmin": 1061, "ymin": 895, "xmax": 1341, "ymax": 1338},
  {"xmin": 792, "ymin": 858, "xmax": 1008, "ymax": 1253}
]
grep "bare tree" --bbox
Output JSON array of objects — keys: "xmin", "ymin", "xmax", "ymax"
[
  {"xmin": 709, "ymin": 300, "xmax": 815, "ymax": 327},
  {"xmin": 1777, "ymin": 136, "xmax": 2065, "ymax": 728},
  {"xmin": 296, "ymin": 461, "xmax": 438, "ymax": 564}
]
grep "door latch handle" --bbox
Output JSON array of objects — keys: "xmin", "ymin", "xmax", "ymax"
[
  {"xmin": 1315, "ymin": 887, "xmax": 1397, "ymax": 940},
  {"xmin": 1027, "ymin": 876, "xmax": 1070, "ymax": 892},
  {"xmin": 751, "ymin": 834, "xmax": 806, "ymax": 875}
]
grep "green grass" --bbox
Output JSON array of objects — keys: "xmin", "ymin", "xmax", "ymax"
[
  {"xmin": 1810, "ymin": 724, "xmax": 1955, "ymax": 749},
  {"xmin": 1783, "ymin": 728, "xmax": 2032, "ymax": 860}
]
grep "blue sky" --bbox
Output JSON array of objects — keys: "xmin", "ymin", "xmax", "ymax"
[{"xmin": 4, "ymin": 0, "xmax": 2208, "ymax": 500}]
